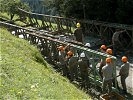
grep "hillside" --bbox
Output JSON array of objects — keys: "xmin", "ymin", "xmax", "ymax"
[{"xmin": 0, "ymin": 29, "xmax": 91, "ymax": 99}]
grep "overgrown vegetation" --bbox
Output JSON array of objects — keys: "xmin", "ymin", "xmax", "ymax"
[
  {"xmin": 21, "ymin": 0, "xmax": 133, "ymax": 25},
  {"xmin": 1, "ymin": 0, "xmax": 132, "ymax": 24},
  {"xmin": 48, "ymin": 0, "xmax": 133, "ymax": 24},
  {"xmin": 0, "ymin": 29, "xmax": 91, "ymax": 99},
  {"xmin": 0, "ymin": 0, "xmax": 30, "ymax": 20}
]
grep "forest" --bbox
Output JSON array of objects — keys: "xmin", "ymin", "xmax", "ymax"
[
  {"xmin": 21, "ymin": 0, "xmax": 133, "ymax": 25},
  {"xmin": 0, "ymin": 0, "xmax": 133, "ymax": 25}
]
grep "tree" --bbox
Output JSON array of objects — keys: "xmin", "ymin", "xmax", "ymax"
[
  {"xmin": 62, "ymin": 0, "xmax": 85, "ymax": 19},
  {"xmin": 115, "ymin": 0, "xmax": 133, "ymax": 24},
  {"xmin": 0, "ymin": 0, "xmax": 30, "ymax": 20},
  {"xmin": 43, "ymin": 0, "xmax": 64, "ymax": 16},
  {"xmin": 60, "ymin": 0, "xmax": 133, "ymax": 24}
]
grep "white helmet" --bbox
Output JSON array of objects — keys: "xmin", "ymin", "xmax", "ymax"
[
  {"xmin": 85, "ymin": 43, "xmax": 91, "ymax": 47},
  {"xmin": 80, "ymin": 52, "xmax": 85, "ymax": 57}
]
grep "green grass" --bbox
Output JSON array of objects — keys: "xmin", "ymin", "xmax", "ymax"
[
  {"xmin": 0, "ymin": 12, "xmax": 27, "ymax": 26},
  {"xmin": 0, "ymin": 13, "xmax": 10, "ymax": 20},
  {"xmin": 0, "ymin": 28, "xmax": 91, "ymax": 99},
  {"xmin": 0, "ymin": 12, "xmax": 18, "ymax": 21}
]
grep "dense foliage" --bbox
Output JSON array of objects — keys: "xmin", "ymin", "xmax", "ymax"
[
  {"xmin": 45, "ymin": 0, "xmax": 133, "ymax": 24},
  {"xmin": 1, "ymin": 0, "xmax": 132, "ymax": 24},
  {"xmin": 21, "ymin": 0, "xmax": 45, "ymax": 14},
  {"xmin": 0, "ymin": 0, "xmax": 30, "ymax": 20}
]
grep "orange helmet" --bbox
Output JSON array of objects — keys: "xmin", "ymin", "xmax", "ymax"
[
  {"xmin": 67, "ymin": 51, "xmax": 73, "ymax": 56},
  {"xmin": 121, "ymin": 56, "xmax": 128, "ymax": 63},
  {"xmin": 58, "ymin": 46, "xmax": 64, "ymax": 51},
  {"xmin": 106, "ymin": 57, "xmax": 112, "ymax": 63},
  {"xmin": 106, "ymin": 48, "xmax": 113, "ymax": 55},
  {"xmin": 100, "ymin": 45, "xmax": 107, "ymax": 50}
]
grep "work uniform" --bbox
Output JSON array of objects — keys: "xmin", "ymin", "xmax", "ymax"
[
  {"xmin": 51, "ymin": 42, "xmax": 58, "ymax": 63},
  {"xmin": 74, "ymin": 28, "xmax": 83, "ymax": 43},
  {"xmin": 58, "ymin": 51, "xmax": 68, "ymax": 77},
  {"xmin": 78, "ymin": 57, "xmax": 89, "ymax": 88},
  {"xmin": 102, "ymin": 63, "xmax": 113, "ymax": 93},
  {"xmin": 112, "ymin": 32, "xmax": 121, "ymax": 44},
  {"xmin": 68, "ymin": 56, "xmax": 79, "ymax": 81},
  {"xmin": 119, "ymin": 62, "xmax": 130, "ymax": 93},
  {"xmin": 112, "ymin": 31, "xmax": 123, "ymax": 54},
  {"xmin": 99, "ymin": 58, "xmax": 106, "ymax": 79},
  {"xmin": 98, "ymin": 47, "xmax": 106, "ymax": 79}
]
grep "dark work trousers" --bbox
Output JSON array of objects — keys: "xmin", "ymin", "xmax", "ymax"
[
  {"xmin": 78, "ymin": 58, "xmax": 90, "ymax": 89},
  {"xmin": 61, "ymin": 64, "xmax": 69, "ymax": 77},
  {"xmin": 102, "ymin": 79, "xmax": 112, "ymax": 93},
  {"xmin": 112, "ymin": 78, "xmax": 120, "ymax": 90},
  {"xmin": 69, "ymin": 66, "xmax": 78, "ymax": 81},
  {"xmin": 99, "ymin": 63, "xmax": 105, "ymax": 79},
  {"xmin": 121, "ymin": 75, "xmax": 128, "ymax": 92},
  {"xmin": 80, "ymin": 71, "xmax": 89, "ymax": 89}
]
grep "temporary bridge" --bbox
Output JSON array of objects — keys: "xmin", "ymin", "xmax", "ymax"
[{"xmin": 0, "ymin": 8, "xmax": 133, "ymax": 99}]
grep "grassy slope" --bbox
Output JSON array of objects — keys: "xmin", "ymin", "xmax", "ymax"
[{"xmin": 0, "ymin": 29, "xmax": 91, "ymax": 99}]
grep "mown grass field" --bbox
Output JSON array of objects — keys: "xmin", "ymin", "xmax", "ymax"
[{"xmin": 0, "ymin": 28, "xmax": 91, "ymax": 99}]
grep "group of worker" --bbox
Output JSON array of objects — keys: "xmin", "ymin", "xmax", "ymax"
[
  {"xmin": 57, "ymin": 43, "xmax": 91, "ymax": 89},
  {"xmin": 56, "ymin": 42, "xmax": 130, "ymax": 94},
  {"xmin": 99, "ymin": 45, "xmax": 130, "ymax": 94},
  {"xmin": 56, "ymin": 22, "xmax": 130, "ymax": 94}
]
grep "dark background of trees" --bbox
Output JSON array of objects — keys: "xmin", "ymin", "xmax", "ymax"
[
  {"xmin": 51, "ymin": 0, "xmax": 133, "ymax": 25},
  {"xmin": 0, "ymin": 0, "xmax": 132, "ymax": 25}
]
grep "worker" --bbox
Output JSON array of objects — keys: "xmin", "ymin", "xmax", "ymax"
[
  {"xmin": 102, "ymin": 57, "xmax": 113, "ymax": 93},
  {"xmin": 57, "ymin": 46, "xmax": 68, "ymax": 77},
  {"xmin": 119, "ymin": 56, "xmax": 130, "ymax": 94},
  {"xmin": 51, "ymin": 42, "xmax": 59, "ymax": 64},
  {"xmin": 85, "ymin": 42, "xmax": 91, "ymax": 48},
  {"xmin": 100, "ymin": 45, "xmax": 107, "ymax": 53},
  {"xmin": 106, "ymin": 48, "xmax": 113, "ymax": 55},
  {"xmin": 85, "ymin": 43, "xmax": 91, "ymax": 64},
  {"xmin": 78, "ymin": 52, "xmax": 90, "ymax": 89},
  {"xmin": 73, "ymin": 22, "xmax": 84, "ymax": 43},
  {"xmin": 98, "ymin": 45, "xmax": 107, "ymax": 79},
  {"xmin": 112, "ymin": 29, "xmax": 126, "ymax": 55},
  {"xmin": 106, "ymin": 48, "xmax": 120, "ymax": 90},
  {"xmin": 67, "ymin": 51, "xmax": 79, "ymax": 81}
]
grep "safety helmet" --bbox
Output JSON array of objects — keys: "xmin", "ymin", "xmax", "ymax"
[
  {"xmin": 106, "ymin": 48, "xmax": 113, "ymax": 55},
  {"xmin": 100, "ymin": 45, "xmax": 107, "ymax": 50},
  {"xmin": 106, "ymin": 57, "xmax": 111, "ymax": 63},
  {"xmin": 76, "ymin": 23, "xmax": 81, "ymax": 28},
  {"xmin": 85, "ymin": 43, "xmax": 91, "ymax": 48},
  {"xmin": 67, "ymin": 51, "xmax": 73, "ymax": 56},
  {"xmin": 121, "ymin": 56, "xmax": 128, "ymax": 63},
  {"xmin": 80, "ymin": 52, "xmax": 85, "ymax": 57},
  {"xmin": 58, "ymin": 46, "xmax": 64, "ymax": 51}
]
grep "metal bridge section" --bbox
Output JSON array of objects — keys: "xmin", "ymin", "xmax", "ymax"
[
  {"xmin": 18, "ymin": 8, "xmax": 133, "ymax": 49},
  {"xmin": 0, "ymin": 21, "xmax": 118, "ymax": 93}
]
